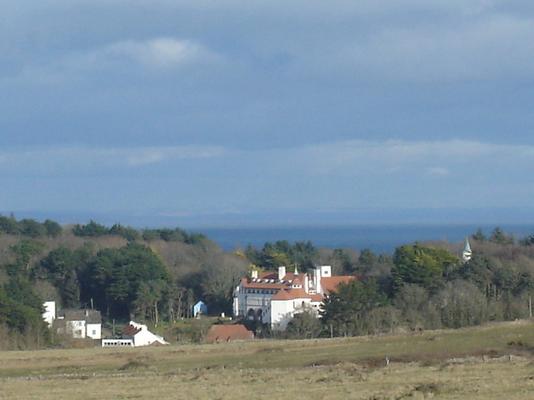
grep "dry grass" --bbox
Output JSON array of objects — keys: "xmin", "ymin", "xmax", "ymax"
[{"xmin": 2, "ymin": 321, "xmax": 534, "ymax": 399}]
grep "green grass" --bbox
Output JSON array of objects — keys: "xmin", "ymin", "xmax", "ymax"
[{"xmin": 2, "ymin": 320, "xmax": 534, "ymax": 399}]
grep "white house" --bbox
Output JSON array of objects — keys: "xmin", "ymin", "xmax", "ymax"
[
  {"xmin": 42, "ymin": 302, "xmax": 102, "ymax": 340},
  {"xmin": 233, "ymin": 265, "xmax": 355, "ymax": 330},
  {"xmin": 102, "ymin": 321, "xmax": 168, "ymax": 348},
  {"xmin": 55, "ymin": 309, "xmax": 102, "ymax": 340}
]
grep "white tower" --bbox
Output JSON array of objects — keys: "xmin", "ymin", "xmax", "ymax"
[
  {"xmin": 42, "ymin": 301, "xmax": 56, "ymax": 327},
  {"xmin": 462, "ymin": 238, "xmax": 472, "ymax": 263}
]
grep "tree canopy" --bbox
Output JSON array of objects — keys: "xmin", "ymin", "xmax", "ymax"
[{"xmin": 392, "ymin": 244, "xmax": 458, "ymax": 291}]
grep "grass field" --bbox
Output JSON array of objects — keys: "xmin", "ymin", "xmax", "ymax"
[{"xmin": 2, "ymin": 321, "xmax": 534, "ymax": 399}]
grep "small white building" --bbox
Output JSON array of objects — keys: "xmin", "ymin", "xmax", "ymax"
[
  {"xmin": 42, "ymin": 302, "xmax": 102, "ymax": 340},
  {"xmin": 102, "ymin": 321, "xmax": 168, "ymax": 348},
  {"xmin": 55, "ymin": 309, "xmax": 102, "ymax": 340},
  {"xmin": 233, "ymin": 265, "xmax": 355, "ymax": 330}
]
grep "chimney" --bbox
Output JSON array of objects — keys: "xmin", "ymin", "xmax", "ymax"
[
  {"xmin": 251, "ymin": 270, "xmax": 258, "ymax": 279},
  {"xmin": 315, "ymin": 267, "xmax": 322, "ymax": 294},
  {"xmin": 278, "ymin": 266, "xmax": 286, "ymax": 280},
  {"xmin": 320, "ymin": 265, "xmax": 332, "ymax": 277}
]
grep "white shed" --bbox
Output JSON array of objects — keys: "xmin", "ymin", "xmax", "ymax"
[{"xmin": 122, "ymin": 321, "xmax": 168, "ymax": 347}]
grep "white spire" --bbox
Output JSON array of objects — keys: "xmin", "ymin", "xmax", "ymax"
[{"xmin": 462, "ymin": 238, "xmax": 472, "ymax": 263}]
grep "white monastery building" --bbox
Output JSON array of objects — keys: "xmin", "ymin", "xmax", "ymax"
[{"xmin": 233, "ymin": 265, "xmax": 355, "ymax": 330}]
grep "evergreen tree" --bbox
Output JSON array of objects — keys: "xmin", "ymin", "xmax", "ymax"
[{"xmin": 392, "ymin": 244, "xmax": 458, "ymax": 292}]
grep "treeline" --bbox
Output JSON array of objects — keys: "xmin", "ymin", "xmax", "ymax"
[
  {"xmin": 0, "ymin": 240, "xmax": 52, "ymax": 349},
  {"xmin": 39, "ymin": 243, "xmax": 172, "ymax": 321},
  {"xmin": 0, "ymin": 236, "xmax": 246, "ymax": 349},
  {"xmin": 73, "ymin": 220, "xmax": 207, "ymax": 245},
  {"xmin": 0, "ymin": 215, "xmax": 62, "ymax": 238},
  {"xmin": 243, "ymin": 240, "xmax": 392, "ymax": 276},
  {"xmin": 244, "ymin": 241, "xmax": 318, "ymax": 271},
  {"xmin": 4, "ymin": 219, "xmax": 534, "ymax": 347},
  {"xmin": 36, "ymin": 242, "xmax": 240, "ymax": 323},
  {"xmin": 0, "ymin": 215, "xmax": 207, "ymax": 246},
  {"xmin": 284, "ymin": 227, "xmax": 534, "ymax": 339},
  {"xmin": 0, "ymin": 217, "xmax": 246, "ymax": 349}
]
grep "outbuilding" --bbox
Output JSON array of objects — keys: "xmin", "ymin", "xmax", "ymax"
[
  {"xmin": 193, "ymin": 300, "xmax": 208, "ymax": 317},
  {"xmin": 102, "ymin": 321, "xmax": 168, "ymax": 347},
  {"xmin": 205, "ymin": 324, "xmax": 254, "ymax": 343}
]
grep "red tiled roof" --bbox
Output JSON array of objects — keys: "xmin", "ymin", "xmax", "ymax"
[
  {"xmin": 259, "ymin": 272, "xmax": 277, "ymax": 279},
  {"xmin": 284, "ymin": 288, "xmax": 308, "ymax": 298},
  {"xmin": 240, "ymin": 272, "xmax": 308, "ymax": 290},
  {"xmin": 241, "ymin": 272, "xmax": 356, "ymax": 298},
  {"xmin": 309, "ymin": 293, "xmax": 324, "ymax": 302},
  {"xmin": 271, "ymin": 289, "xmax": 292, "ymax": 300},
  {"xmin": 206, "ymin": 324, "xmax": 254, "ymax": 343},
  {"xmin": 282, "ymin": 272, "xmax": 302, "ymax": 281},
  {"xmin": 241, "ymin": 277, "xmax": 288, "ymax": 289},
  {"xmin": 122, "ymin": 324, "xmax": 142, "ymax": 336},
  {"xmin": 321, "ymin": 276, "xmax": 356, "ymax": 293},
  {"xmin": 272, "ymin": 288, "xmax": 321, "ymax": 301}
]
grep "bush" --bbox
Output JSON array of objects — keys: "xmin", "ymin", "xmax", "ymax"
[{"xmin": 285, "ymin": 311, "xmax": 322, "ymax": 339}]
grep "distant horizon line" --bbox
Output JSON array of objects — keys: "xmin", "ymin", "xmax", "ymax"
[{"xmin": 2, "ymin": 210, "xmax": 534, "ymax": 231}]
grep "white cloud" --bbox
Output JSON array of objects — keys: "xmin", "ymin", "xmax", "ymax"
[
  {"xmin": 3, "ymin": 2, "xmax": 534, "ymax": 86},
  {"xmin": 270, "ymin": 139, "xmax": 534, "ymax": 177},
  {"xmin": 2, "ymin": 139, "xmax": 534, "ymax": 186},
  {"xmin": 65, "ymin": 37, "xmax": 220, "ymax": 73},
  {"xmin": 102, "ymin": 38, "xmax": 216, "ymax": 69},
  {"xmin": 287, "ymin": 13, "xmax": 534, "ymax": 82},
  {"xmin": 0, "ymin": 145, "xmax": 226, "ymax": 174},
  {"xmin": 123, "ymin": 146, "xmax": 226, "ymax": 166},
  {"xmin": 1, "ymin": 37, "xmax": 219, "ymax": 86}
]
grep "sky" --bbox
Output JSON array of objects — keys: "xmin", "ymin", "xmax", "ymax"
[{"xmin": 1, "ymin": 0, "xmax": 534, "ymax": 227}]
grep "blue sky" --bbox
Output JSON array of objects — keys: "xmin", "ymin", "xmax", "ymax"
[{"xmin": 2, "ymin": 1, "xmax": 534, "ymax": 226}]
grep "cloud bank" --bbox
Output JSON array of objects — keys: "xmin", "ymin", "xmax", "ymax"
[
  {"xmin": 1, "ymin": 139, "xmax": 533, "ymax": 177},
  {"xmin": 1, "ymin": 1, "xmax": 534, "ymax": 218}
]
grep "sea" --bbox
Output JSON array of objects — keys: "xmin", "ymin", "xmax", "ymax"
[{"xmin": 201, "ymin": 224, "xmax": 534, "ymax": 254}]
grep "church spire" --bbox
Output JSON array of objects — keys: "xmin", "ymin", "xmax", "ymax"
[{"xmin": 462, "ymin": 238, "xmax": 472, "ymax": 263}]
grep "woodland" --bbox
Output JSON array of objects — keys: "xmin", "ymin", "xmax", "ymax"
[{"xmin": 1, "ymin": 215, "xmax": 534, "ymax": 347}]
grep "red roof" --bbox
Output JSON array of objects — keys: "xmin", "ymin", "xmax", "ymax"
[
  {"xmin": 321, "ymin": 276, "xmax": 356, "ymax": 293},
  {"xmin": 272, "ymin": 288, "xmax": 323, "ymax": 302},
  {"xmin": 240, "ymin": 272, "xmax": 308, "ymax": 290},
  {"xmin": 259, "ymin": 272, "xmax": 278, "ymax": 279},
  {"xmin": 206, "ymin": 324, "xmax": 254, "ymax": 343},
  {"xmin": 271, "ymin": 289, "xmax": 293, "ymax": 300},
  {"xmin": 240, "ymin": 272, "xmax": 356, "ymax": 299},
  {"xmin": 309, "ymin": 293, "xmax": 324, "ymax": 302},
  {"xmin": 282, "ymin": 272, "xmax": 302, "ymax": 281},
  {"xmin": 122, "ymin": 324, "xmax": 142, "ymax": 336},
  {"xmin": 240, "ymin": 277, "xmax": 287, "ymax": 290}
]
